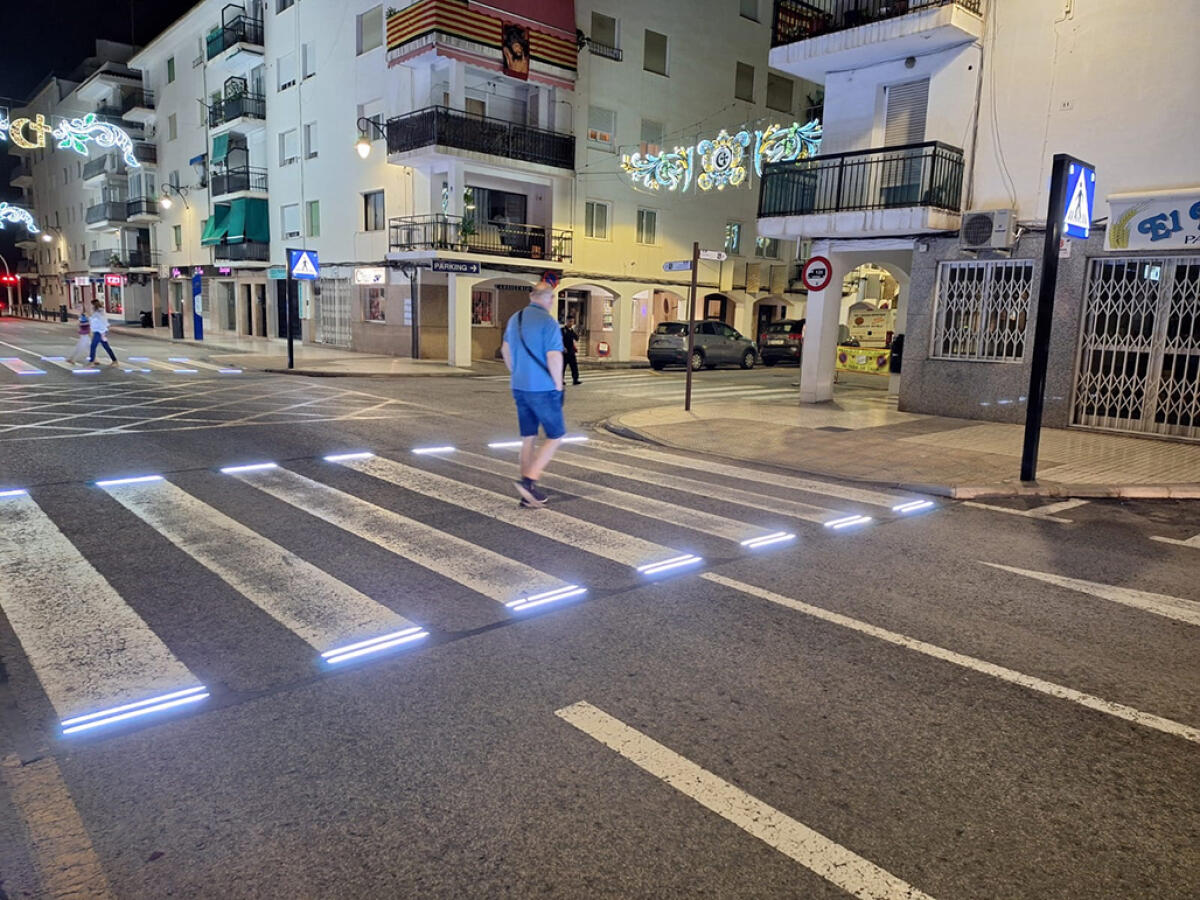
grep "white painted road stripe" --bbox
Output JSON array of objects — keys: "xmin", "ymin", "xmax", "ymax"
[
  {"xmin": 702, "ymin": 572, "xmax": 1200, "ymax": 745},
  {"xmin": 1150, "ymin": 531, "xmax": 1200, "ymax": 550},
  {"xmin": 0, "ymin": 492, "xmax": 198, "ymax": 721},
  {"xmin": 556, "ymin": 702, "xmax": 936, "ymax": 900},
  {"xmin": 981, "ymin": 562, "xmax": 1200, "ymax": 628},
  {"xmin": 235, "ymin": 466, "xmax": 568, "ymax": 605},
  {"xmin": 1, "ymin": 357, "xmax": 46, "ymax": 375},
  {"xmin": 104, "ymin": 480, "xmax": 418, "ymax": 652},
  {"xmin": 962, "ymin": 499, "xmax": 1086, "ymax": 524},
  {"xmin": 587, "ymin": 441, "xmax": 906, "ymax": 508},
  {"xmin": 340, "ymin": 455, "xmax": 673, "ymax": 567}
]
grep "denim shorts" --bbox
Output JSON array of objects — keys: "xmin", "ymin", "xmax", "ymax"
[{"xmin": 513, "ymin": 389, "xmax": 565, "ymax": 440}]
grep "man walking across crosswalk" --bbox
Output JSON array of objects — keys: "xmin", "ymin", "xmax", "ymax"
[{"xmin": 501, "ymin": 272, "xmax": 565, "ymax": 508}]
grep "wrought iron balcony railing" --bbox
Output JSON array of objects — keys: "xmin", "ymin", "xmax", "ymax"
[
  {"xmin": 206, "ymin": 15, "xmax": 265, "ymax": 59},
  {"xmin": 771, "ymin": 0, "xmax": 982, "ymax": 46},
  {"xmin": 209, "ymin": 93, "xmax": 266, "ymax": 127},
  {"xmin": 85, "ymin": 202, "xmax": 128, "ymax": 225},
  {"xmin": 215, "ymin": 241, "xmax": 270, "ymax": 262},
  {"xmin": 758, "ymin": 140, "xmax": 965, "ymax": 217},
  {"xmin": 126, "ymin": 197, "xmax": 160, "ymax": 218},
  {"xmin": 587, "ymin": 40, "xmax": 623, "ymax": 61},
  {"xmin": 386, "ymin": 106, "xmax": 575, "ymax": 170},
  {"xmin": 121, "ymin": 88, "xmax": 156, "ymax": 112},
  {"xmin": 133, "ymin": 141, "xmax": 157, "ymax": 164},
  {"xmin": 211, "ymin": 166, "xmax": 268, "ymax": 196},
  {"xmin": 389, "ymin": 214, "xmax": 573, "ymax": 263}
]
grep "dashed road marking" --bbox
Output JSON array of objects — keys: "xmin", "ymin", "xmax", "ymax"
[{"xmin": 963, "ymin": 498, "xmax": 1089, "ymax": 523}]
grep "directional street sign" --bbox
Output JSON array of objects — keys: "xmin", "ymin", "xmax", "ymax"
[
  {"xmin": 1063, "ymin": 162, "xmax": 1096, "ymax": 239},
  {"xmin": 663, "ymin": 260, "xmax": 692, "ymax": 272},
  {"xmin": 288, "ymin": 248, "xmax": 320, "ymax": 280},
  {"xmin": 698, "ymin": 250, "xmax": 727, "ymax": 261}
]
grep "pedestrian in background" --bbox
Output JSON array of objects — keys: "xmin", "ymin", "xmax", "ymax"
[
  {"xmin": 561, "ymin": 315, "xmax": 581, "ymax": 386},
  {"xmin": 66, "ymin": 310, "xmax": 91, "ymax": 365},
  {"xmin": 501, "ymin": 272, "xmax": 565, "ymax": 508},
  {"xmin": 87, "ymin": 300, "xmax": 118, "ymax": 366}
]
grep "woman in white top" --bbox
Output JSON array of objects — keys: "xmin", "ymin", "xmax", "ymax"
[{"xmin": 88, "ymin": 300, "xmax": 118, "ymax": 365}]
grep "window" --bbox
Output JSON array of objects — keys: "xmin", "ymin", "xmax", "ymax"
[
  {"xmin": 643, "ymin": 29, "xmax": 668, "ymax": 75},
  {"xmin": 735, "ymin": 62, "xmax": 755, "ymax": 102},
  {"xmin": 306, "ymin": 199, "xmax": 320, "ymax": 237},
  {"xmin": 640, "ymin": 118, "xmax": 664, "ymax": 152},
  {"xmin": 587, "ymin": 105, "xmax": 615, "ymax": 148},
  {"xmin": 754, "ymin": 236, "xmax": 780, "ymax": 258},
  {"xmin": 591, "ymin": 12, "xmax": 617, "ymax": 48},
  {"xmin": 281, "ymin": 203, "xmax": 301, "ymax": 239},
  {"xmin": 357, "ymin": 100, "xmax": 384, "ymax": 143},
  {"xmin": 357, "ymin": 5, "xmax": 383, "ymax": 55},
  {"xmin": 77, "ymin": 161, "xmax": 82, "ymax": 177},
  {"xmin": 364, "ymin": 286, "xmax": 386, "ymax": 323},
  {"xmin": 724, "ymin": 222, "xmax": 742, "ymax": 255},
  {"xmin": 766, "ymin": 73, "xmax": 793, "ymax": 113},
  {"xmin": 740, "ymin": 0, "xmax": 759, "ymax": 20},
  {"xmin": 63, "ymin": 166, "xmax": 69, "ymax": 184},
  {"xmin": 277, "ymin": 52, "xmax": 297, "ymax": 91},
  {"xmin": 884, "ymin": 78, "xmax": 930, "ymax": 145},
  {"xmin": 167, "ymin": 57, "xmax": 176, "ymax": 83},
  {"xmin": 636, "ymin": 208, "xmax": 657, "ymax": 245},
  {"xmin": 172, "ymin": 225, "xmax": 182, "ymax": 250},
  {"xmin": 931, "ymin": 260, "xmax": 1034, "ymax": 361},
  {"xmin": 278, "ymin": 129, "xmax": 299, "ymax": 165},
  {"xmin": 302, "ymin": 42, "xmax": 317, "ymax": 78},
  {"xmin": 363, "ymin": 190, "xmax": 385, "ymax": 231},
  {"xmin": 585, "ymin": 200, "xmax": 610, "ymax": 239},
  {"xmin": 168, "ymin": 113, "xmax": 177, "ymax": 141},
  {"xmin": 79, "ymin": 243, "xmax": 85, "ymax": 261},
  {"xmin": 277, "ymin": 0, "xmax": 295, "ymax": 12},
  {"xmin": 471, "ymin": 289, "xmax": 494, "ymax": 326},
  {"xmin": 303, "ymin": 122, "xmax": 318, "ymax": 159},
  {"xmin": 169, "ymin": 170, "xmax": 180, "ymax": 189}
]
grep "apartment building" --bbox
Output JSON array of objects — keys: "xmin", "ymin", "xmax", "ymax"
[{"xmin": 762, "ymin": 0, "xmax": 1200, "ymax": 441}]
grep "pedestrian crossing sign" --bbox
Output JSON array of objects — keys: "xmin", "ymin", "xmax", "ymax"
[
  {"xmin": 288, "ymin": 249, "xmax": 320, "ymax": 280},
  {"xmin": 1063, "ymin": 163, "xmax": 1095, "ymax": 239}
]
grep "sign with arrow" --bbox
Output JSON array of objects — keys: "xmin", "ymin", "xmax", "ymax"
[
  {"xmin": 698, "ymin": 249, "xmax": 727, "ymax": 261},
  {"xmin": 663, "ymin": 260, "xmax": 692, "ymax": 272}
]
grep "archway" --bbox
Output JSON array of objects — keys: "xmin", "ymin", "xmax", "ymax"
[
  {"xmin": 633, "ymin": 287, "xmax": 686, "ymax": 357},
  {"xmin": 554, "ymin": 280, "xmax": 623, "ymax": 358}
]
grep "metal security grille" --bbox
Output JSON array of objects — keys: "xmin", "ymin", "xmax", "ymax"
[
  {"xmin": 314, "ymin": 277, "xmax": 351, "ymax": 348},
  {"xmin": 930, "ymin": 259, "xmax": 1034, "ymax": 361},
  {"xmin": 1073, "ymin": 256, "xmax": 1200, "ymax": 439}
]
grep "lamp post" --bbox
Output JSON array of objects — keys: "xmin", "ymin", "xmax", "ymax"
[
  {"xmin": 355, "ymin": 116, "xmax": 386, "ymax": 160},
  {"xmin": 158, "ymin": 183, "xmax": 191, "ymax": 210}
]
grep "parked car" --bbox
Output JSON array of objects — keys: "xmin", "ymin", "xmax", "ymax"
[
  {"xmin": 648, "ymin": 320, "xmax": 758, "ymax": 371},
  {"xmin": 758, "ymin": 319, "xmax": 805, "ymax": 366}
]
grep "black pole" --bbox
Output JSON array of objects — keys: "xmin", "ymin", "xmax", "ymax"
[
  {"xmin": 1020, "ymin": 153, "xmax": 1074, "ymax": 482},
  {"xmin": 684, "ymin": 240, "xmax": 700, "ymax": 411},
  {"xmin": 285, "ymin": 252, "xmax": 295, "ymax": 370},
  {"xmin": 408, "ymin": 266, "xmax": 420, "ymax": 360}
]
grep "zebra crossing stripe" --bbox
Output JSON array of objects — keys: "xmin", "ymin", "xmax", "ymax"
[
  {"xmin": 0, "ymin": 492, "xmax": 201, "ymax": 726},
  {"xmin": 102, "ymin": 479, "xmax": 420, "ymax": 656}
]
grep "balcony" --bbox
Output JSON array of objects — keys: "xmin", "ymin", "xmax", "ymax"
[
  {"xmin": 211, "ymin": 166, "xmax": 268, "ymax": 197},
  {"xmin": 133, "ymin": 141, "xmax": 157, "ymax": 165},
  {"xmin": 386, "ymin": 106, "xmax": 575, "ymax": 171},
  {"xmin": 82, "ymin": 155, "xmax": 113, "ymax": 184},
  {"xmin": 206, "ymin": 15, "xmax": 265, "ymax": 60},
  {"xmin": 757, "ymin": 140, "xmax": 964, "ymax": 238},
  {"xmin": 770, "ymin": 0, "xmax": 985, "ymax": 81},
  {"xmin": 88, "ymin": 248, "xmax": 160, "ymax": 271},
  {"xmin": 121, "ymin": 88, "xmax": 157, "ymax": 124},
  {"xmin": 389, "ymin": 214, "xmax": 573, "ymax": 263},
  {"xmin": 9, "ymin": 164, "xmax": 32, "ymax": 188},
  {"xmin": 587, "ymin": 40, "xmax": 623, "ymax": 61},
  {"xmin": 85, "ymin": 201, "xmax": 128, "ymax": 230},
  {"xmin": 209, "ymin": 93, "xmax": 266, "ymax": 129},
  {"xmin": 127, "ymin": 197, "xmax": 160, "ymax": 222},
  {"xmin": 214, "ymin": 241, "xmax": 269, "ymax": 263}
]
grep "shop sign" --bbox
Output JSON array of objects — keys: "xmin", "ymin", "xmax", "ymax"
[
  {"xmin": 104, "ymin": 274, "xmax": 125, "ymax": 286},
  {"xmin": 1107, "ymin": 188, "xmax": 1200, "ymax": 251},
  {"xmin": 354, "ymin": 266, "xmax": 386, "ymax": 285},
  {"xmin": 836, "ymin": 346, "xmax": 890, "ymax": 376},
  {"xmin": 73, "ymin": 276, "xmax": 90, "ymax": 286},
  {"xmin": 267, "ymin": 266, "xmax": 287, "ymax": 280}
]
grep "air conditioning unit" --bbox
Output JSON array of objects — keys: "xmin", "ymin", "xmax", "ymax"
[{"xmin": 959, "ymin": 209, "xmax": 1016, "ymax": 250}]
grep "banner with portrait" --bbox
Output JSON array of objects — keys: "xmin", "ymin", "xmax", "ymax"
[{"xmin": 501, "ymin": 23, "xmax": 530, "ymax": 80}]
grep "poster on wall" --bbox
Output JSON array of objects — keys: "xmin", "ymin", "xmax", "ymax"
[{"xmin": 501, "ymin": 23, "xmax": 530, "ymax": 80}]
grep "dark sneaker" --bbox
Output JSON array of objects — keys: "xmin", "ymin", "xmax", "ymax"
[{"xmin": 514, "ymin": 477, "xmax": 547, "ymax": 507}]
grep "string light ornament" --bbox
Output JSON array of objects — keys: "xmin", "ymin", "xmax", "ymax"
[
  {"xmin": 0, "ymin": 203, "xmax": 40, "ymax": 233},
  {"xmin": 0, "ymin": 111, "xmax": 140, "ymax": 168},
  {"xmin": 620, "ymin": 118, "xmax": 822, "ymax": 195}
]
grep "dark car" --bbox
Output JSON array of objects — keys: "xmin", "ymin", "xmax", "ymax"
[
  {"xmin": 758, "ymin": 319, "xmax": 805, "ymax": 366},
  {"xmin": 648, "ymin": 320, "xmax": 758, "ymax": 371}
]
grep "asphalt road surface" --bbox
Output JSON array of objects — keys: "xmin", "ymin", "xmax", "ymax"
[{"xmin": 0, "ymin": 319, "xmax": 1197, "ymax": 899}]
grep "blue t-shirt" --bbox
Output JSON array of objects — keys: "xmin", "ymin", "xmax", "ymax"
[{"xmin": 504, "ymin": 303, "xmax": 564, "ymax": 391}]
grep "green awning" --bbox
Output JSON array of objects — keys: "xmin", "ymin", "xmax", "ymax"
[
  {"xmin": 245, "ymin": 198, "xmax": 270, "ymax": 243},
  {"xmin": 200, "ymin": 203, "xmax": 231, "ymax": 245},
  {"xmin": 211, "ymin": 133, "xmax": 230, "ymax": 165},
  {"xmin": 225, "ymin": 198, "xmax": 248, "ymax": 243}
]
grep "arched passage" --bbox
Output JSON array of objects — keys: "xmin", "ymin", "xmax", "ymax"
[
  {"xmin": 555, "ymin": 280, "xmax": 623, "ymax": 358},
  {"xmin": 633, "ymin": 287, "xmax": 686, "ymax": 357}
]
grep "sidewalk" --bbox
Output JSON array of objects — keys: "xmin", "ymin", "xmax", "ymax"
[{"xmin": 606, "ymin": 386, "xmax": 1200, "ymax": 499}]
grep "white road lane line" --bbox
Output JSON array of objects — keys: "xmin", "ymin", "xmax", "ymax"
[
  {"xmin": 961, "ymin": 499, "xmax": 1088, "ymax": 524},
  {"xmin": 701, "ymin": 572, "xmax": 1200, "ymax": 745},
  {"xmin": 586, "ymin": 441, "xmax": 906, "ymax": 508},
  {"xmin": 104, "ymin": 480, "xmax": 420, "ymax": 651},
  {"xmin": 556, "ymin": 701, "xmax": 936, "ymax": 900},
  {"xmin": 232, "ymin": 466, "xmax": 569, "ymax": 604},
  {"xmin": 981, "ymin": 562, "xmax": 1200, "ymax": 628},
  {"xmin": 0, "ymin": 357, "xmax": 46, "ymax": 375},
  {"xmin": 554, "ymin": 449, "xmax": 839, "ymax": 524},
  {"xmin": 338, "ymin": 455, "xmax": 675, "ymax": 567},
  {"xmin": 607, "ymin": 384, "xmax": 785, "ymax": 399},
  {"xmin": 1150, "ymin": 531, "xmax": 1200, "ymax": 550},
  {"xmin": 449, "ymin": 450, "xmax": 771, "ymax": 543},
  {"xmin": 0, "ymin": 493, "xmax": 199, "ymax": 722}
]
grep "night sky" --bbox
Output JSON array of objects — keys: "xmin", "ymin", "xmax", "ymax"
[{"xmin": 1, "ymin": 0, "xmax": 198, "ymax": 263}]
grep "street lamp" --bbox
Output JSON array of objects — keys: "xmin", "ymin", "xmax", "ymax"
[
  {"xmin": 355, "ymin": 116, "xmax": 386, "ymax": 160},
  {"xmin": 159, "ymin": 183, "xmax": 191, "ymax": 210}
]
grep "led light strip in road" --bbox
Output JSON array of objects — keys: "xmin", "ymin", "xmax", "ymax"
[
  {"xmin": 824, "ymin": 515, "xmax": 873, "ymax": 530},
  {"xmin": 322, "ymin": 627, "xmax": 430, "ymax": 665},
  {"xmin": 740, "ymin": 531, "xmax": 796, "ymax": 550},
  {"xmin": 218, "ymin": 368, "xmax": 243, "ymax": 374},
  {"xmin": 506, "ymin": 584, "xmax": 588, "ymax": 612},
  {"xmin": 219, "ymin": 462, "xmax": 278, "ymax": 474},
  {"xmin": 892, "ymin": 500, "xmax": 935, "ymax": 514},
  {"xmin": 487, "ymin": 440, "xmax": 523, "ymax": 449},
  {"xmin": 561, "ymin": 435, "xmax": 589, "ymax": 443},
  {"xmin": 0, "ymin": 488, "xmax": 28, "ymax": 498},
  {"xmin": 122, "ymin": 367, "xmax": 153, "ymax": 374},
  {"xmin": 171, "ymin": 369, "xmax": 199, "ymax": 374},
  {"xmin": 637, "ymin": 553, "xmax": 704, "ymax": 576},
  {"xmin": 323, "ymin": 451, "xmax": 375, "ymax": 462},
  {"xmin": 411, "ymin": 445, "xmax": 456, "ymax": 455},
  {"xmin": 72, "ymin": 368, "xmax": 100, "ymax": 375},
  {"xmin": 95, "ymin": 474, "xmax": 165, "ymax": 488},
  {"xmin": 60, "ymin": 685, "xmax": 210, "ymax": 736}
]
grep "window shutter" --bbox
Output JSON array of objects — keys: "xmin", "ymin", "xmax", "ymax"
[{"xmin": 883, "ymin": 78, "xmax": 929, "ymax": 145}]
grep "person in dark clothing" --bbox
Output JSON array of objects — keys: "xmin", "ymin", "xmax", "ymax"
[{"xmin": 561, "ymin": 315, "xmax": 581, "ymax": 385}]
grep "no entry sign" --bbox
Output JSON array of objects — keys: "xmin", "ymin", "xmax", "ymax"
[{"xmin": 800, "ymin": 256, "xmax": 833, "ymax": 292}]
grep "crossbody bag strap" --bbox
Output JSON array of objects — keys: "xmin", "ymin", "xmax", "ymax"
[{"xmin": 517, "ymin": 309, "xmax": 554, "ymax": 380}]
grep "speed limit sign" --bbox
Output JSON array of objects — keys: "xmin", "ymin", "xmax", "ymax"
[{"xmin": 800, "ymin": 256, "xmax": 833, "ymax": 292}]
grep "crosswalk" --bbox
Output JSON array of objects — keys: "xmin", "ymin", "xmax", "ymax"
[
  {"xmin": 476, "ymin": 370, "xmax": 799, "ymax": 403},
  {"xmin": 0, "ymin": 342, "xmax": 243, "ymax": 380}
]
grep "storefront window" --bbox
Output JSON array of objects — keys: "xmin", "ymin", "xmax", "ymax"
[
  {"xmin": 602, "ymin": 297, "xmax": 614, "ymax": 331},
  {"xmin": 471, "ymin": 289, "xmax": 494, "ymax": 326},
  {"xmin": 364, "ymin": 286, "xmax": 386, "ymax": 322}
]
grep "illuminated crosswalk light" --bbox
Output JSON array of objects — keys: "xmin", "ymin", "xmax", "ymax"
[
  {"xmin": 95, "ymin": 475, "xmax": 165, "ymax": 488},
  {"xmin": 128, "ymin": 357, "xmax": 150, "ymax": 361},
  {"xmin": 411, "ymin": 445, "xmax": 456, "ymax": 455},
  {"xmin": 507, "ymin": 584, "xmax": 587, "ymax": 612},
  {"xmin": 824, "ymin": 515, "xmax": 873, "ymax": 530},
  {"xmin": 324, "ymin": 451, "xmax": 375, "ymax": 462},
  {"xmin": 73, "ymin": 368, "xmax": 101, "ymax": 374},
  {"xmin": 322, "ymin": 627, "xmax": 429, "ymax": 665},
  {"xmin": 219, "ymin": 462, "xmax": 278, "ymax": 475},
  {"xmin": 561, "ymin": 435, "xmax": 589, "ymax": 443},
  {"xmin": 637, "ymin": 553, "xmax": 703, "ymax": 576},
  {"xmin": 60, "ymin": 685, "xmax": 209, "ymax": 736},
  {"xmin": 218, "ymin": 368, "xmax": 243, "ymax": 374},
  {"xmin": 172, "ymin": 369, "xmax": 199, "ymax": 374},
  {"xmin": 0, "ymin": 488, "xmax": 28, "ymax": 498},
  {"xmin": 17, "ymin": 370, "xmax": 44, "ymax": 375},
  {"xmin": 168, "ymin": 357, "xmax": 190, "ymax": 362},
  {"xmin": 122, "ymin": 368, "xmax": 152, "ymax": 373},
  {"xmin": 41, "ymin": 356, "xmax": 66, "ymax": 361},
  {"xmin": 487, "ymin": 440, "xmax": 523, "ymax": 449},
  {"xmin": 740, "ymin": 531, "xmax": 796, "ymax": 549},
  {"xmin": 892, "ymin": 500, "xmax": 935, "ymax": 514}
]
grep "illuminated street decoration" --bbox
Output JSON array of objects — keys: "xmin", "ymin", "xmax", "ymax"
[
  {"xmin": 0, "ymin": 203, "xmax": 40, "ymax": 233},
  {"xmin": 0, "ymin": 111, "xmax": 140, "ymax": 167},
  {"xmin": 621, "ymin": 118, "xmax": 822, "ymax": 194}
]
